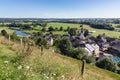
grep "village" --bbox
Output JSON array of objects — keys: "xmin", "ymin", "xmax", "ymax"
[{"xmin": 40, "ymin": 29, "xmax": 120, "ymax": 63}]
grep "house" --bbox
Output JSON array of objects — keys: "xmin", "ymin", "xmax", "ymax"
[
  {"xmin": 77, "ymin": 33, "xmax": 85, "ymax": 40},
  {"xmin": 47, "ymin": 37, "xmax": 54, "ymax": 46},
  {"xmin": 108, "ymin": 40, "xmax": 120, "ymax": 55},
  {"xmin": 98, "ymin": 43, "xmax": 109, "ymax": 51},
  {"xmin": 85, "ymin": 43, "xmax": 100, "ymax": 57},
  {"xmin": 44, "ymin": 34, "xmax": 54, "ymax": 46},
  {"xmin": 91, "ymin": 44, "xmax": 100, "ymax": 57},
  {"xmin": 96, "ymin": 34, "xmax": 107, "ymax": 43}
]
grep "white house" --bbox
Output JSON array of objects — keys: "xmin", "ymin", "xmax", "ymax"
[{"xmin": 85, "ymin": 43, "xmax": 100, "ymax": 57}]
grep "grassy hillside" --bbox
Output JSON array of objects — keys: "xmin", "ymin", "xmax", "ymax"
[{"xmin": 0, "ymin": 36, "xmax": 120, "ymax": 80}]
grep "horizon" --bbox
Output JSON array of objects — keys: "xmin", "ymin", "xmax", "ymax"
[{"xmin": 0, "ymin": 0, "xmax": 120, "ymax": 18}]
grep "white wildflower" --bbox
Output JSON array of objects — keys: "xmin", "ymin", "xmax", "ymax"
[
  {"xmin": 50, "ymin": 77, "xmax": 53, "ymax": 79},
  {"xmin": 4, "ymin": 61, "xmax": 9, "ymax": 64},
  {"xmin": 53, "ymin": 73, "xmax": 56, "ymax": 76},
  {"xmin": 31, "ymin": 74, "xmax": 35, "ymax": 77},
  {"xmin": 46, "ymin": 76, "xmax": 49, "ymax": 79},
  {"xmin": 26, "ymin": 66, "xmax": 30, "ymax": 70},
  {"xmin": 61, "ymin": 75, "xmax": 65, "ymax": 78},
  {"xmin": 18, "ymin": 65, "xmax": 22, "ymax": 70}
]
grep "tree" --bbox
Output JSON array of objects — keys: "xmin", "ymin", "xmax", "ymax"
[
  {"xmin": 58, "ymin": 38, "xmax": 72, "ymax": 55},
  {"xmin": 1, "ymin": 29, "xmax": 7, "ymax": 36},
  {"xmin": 81, "ymin": 26, "xmax": 84, "ymax": 33},
  {"xmin": 59, "ymin": 26, "xmax": 63, "ymax": 31},
  {"xmin": 68, "ymin": 28, "xmax": 76, "ymax": 36},
  {"xmin": 11, "ymin": 32, "xmax": 19, "ymax": 41},
  {"xmin": 69, "ymin": 47, "xmax": 86, "ymax": 59},
  {"xmin": 86, "ymin": 56, "xmax": 95, "ymax": 64},
  {"xmin": 117, "ymin": 61, "xmax": 120, "ymax": 68},
  {"xmin": 80, "ymin": 24, "xmax": 83, "ymax": 27},
  {"xmin": 55, "ymin": 27, "xmax": 58, "ymax": 31},
  {"xmin": 48, "ymin": 26, "xmax": 54, "ymax": 31},
  {"xmin": 41, "ymin": 27, "xmax": 46, "ymax": 32},
  {"xmin": 35, "ymin": 37, "xmax": 48, "ymax": 48},
  {"xmin": 84, "ymin": 29, "xmax": 89, "ymax": 37},
  {"xmin": 66, "ymin": 26, "xmax": 70, "ymax": 31},
  {"xmin": 96, "ymin": 57, "xmax": 117, "ymax": 72}
]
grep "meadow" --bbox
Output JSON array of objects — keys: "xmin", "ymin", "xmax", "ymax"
[
  {"xmin": 46, "ymin": 22, "xmax": 120, "ymax": 38},
  {"xmin": 0, "ymin": 36, "xmax": 120, "ymax": 80},
  {"xmin": 1, "ymin": 22, "xmax": 120, "ymax": 38}
]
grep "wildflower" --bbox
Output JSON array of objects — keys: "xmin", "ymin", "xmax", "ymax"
[
  {"xmin": 46, "ymin": 76, "xmax": 49, "ymax": 79},
  {"xmin": 43, "ymin": 74, "xmax": 46, "ymax": 76},
  {"xmin": 31, "ymin": 74, "xmax": 35, "ymax": 77},
  {"xmin": 26, "ymin": 66, "xmax": 30, "ymax": 70},
  {"xmin": 18, "ymin": 65, "xmax": 22, "ymax": 70},
  {"xmin": 61, "ymin": 75, "xmax": 65, "ymax": 78},
  {"xmin": 4, "ymin": 61, "xmax": 9, "ymax": 64},
  {"xmin": 53, "ymin": 73, "xmax": 56, "ymax": 76}
]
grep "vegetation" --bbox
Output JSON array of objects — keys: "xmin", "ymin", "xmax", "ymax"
[
  {"xmin": 0, "ymin": 19, "xmax": 120, "ymax": 79},
  {"xmin": 96, "ymin": 57, "xmax": 117, "ymax": 72},
  {"xmin": 0, "ymin": 36, "xmax": 120, "ymax": 80}
]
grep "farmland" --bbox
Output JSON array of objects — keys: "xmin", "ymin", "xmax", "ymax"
[{"xmin": 1, "ymin": 22, "xmax": 120, "ymax": 38}]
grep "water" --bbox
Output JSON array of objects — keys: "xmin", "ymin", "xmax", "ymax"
[
  {"xmin": 112, "ymin": 56, "xmax": 120, "ymax": 62},
  {"xmin": 15, "ymin": 30, "xmax": 30, "ymax": 37}
]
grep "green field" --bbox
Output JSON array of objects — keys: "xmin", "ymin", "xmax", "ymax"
[
  {"xmin": 0, "ymin": 22, "xmax": 120, "ymax": 38},
  {"xmin": 112, "ymin": 24, "xmax": 120, "ymax": 31},
  {"xmin": 0, "ymin": 27, "xmax": 14, "ymax": 34},
  {"xmin": 0, "ymin": 36, "xmax": 120, "ymax": 80},
  {"xmin": 46, "ymin": 22, "xmax": 120, "ymax": 38},
  {"xmin": 47, "ymin": 22, "xmax": 80, "ymax": 29},
  {"xmin": 83, "ymin": 24, "xmax": 120, "ymax": 38}
]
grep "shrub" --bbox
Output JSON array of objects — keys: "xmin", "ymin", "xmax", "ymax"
[
  {"xmin": 1, "ymin": 29, "xmax": 7, "ymax": 36},
  {"xmin": 96, "ymin": 57, "xmax": 117, "ymax": 72},
  {"xmin": 58, "ymin": 38, "xmax": 72, "ymax": 55},
  {"xmin": 117, "ymin": 61, "xmax": 120, "ymax": 68},
  {"xmin": 86, "ymin": 56, "xmax": 95, "ymax": 64},
  {"xmin": 35, "ymin": 37, "xmax": 48, "ymax": 48},
  {"xmin": 11, "ymin": 32, "xmax": 20, "ymax": 41},
  {"xmin": 48, "ymin": 26, "xmax": 54, "ymax": 31},
  {"xmin": 68, "ymin": 28, "xmax": 77, "ymax": 36}
]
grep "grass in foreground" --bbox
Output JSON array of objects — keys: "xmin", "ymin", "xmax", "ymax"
[{"xmin": 0, "ymin": 36, "xmax": 120, "ymax": 80}]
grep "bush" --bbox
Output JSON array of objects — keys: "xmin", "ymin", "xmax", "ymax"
[
  {"xmin": 1, "ymin": 29, "xmax": 7, "ymax": 36},
  {"xmin": 96, "ymin": 57, "xmax": 117, "ymax": 72},
  {"xmin": 86, "ymin": 56, "xmax": 95, "ymax": 64},
  {"xmin": 68, "ymin": 28, "xmax": 77, "ymax": 36},
  {"xmin": 59, "ymin": 27, "xmax": 63, "ymax": 31},
  {"xmin": 117, "ymin": 61, "xmax": 120, "ymax": 68},
  {"xmin": 35, "ymin": 37, "xmax": 48, "ymax": 48},
  {"xmin": 48, "ymin": 26, "xmax": 54, "ymax": 31},
  {"xmin": 11, "ymin": 32, "xmax": 20, "ymax": 41},
  {"xmin": 58, "ymin": 38, "xmax": 72, "ymax": 55},
  {"xmin": 69, "ymin": 47, "xmax": 86, "ymax": 60}
]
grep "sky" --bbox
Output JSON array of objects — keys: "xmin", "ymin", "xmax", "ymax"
[{"xmin": 0, "ymin": 0, "xmax": 120, "ymax": 18}]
